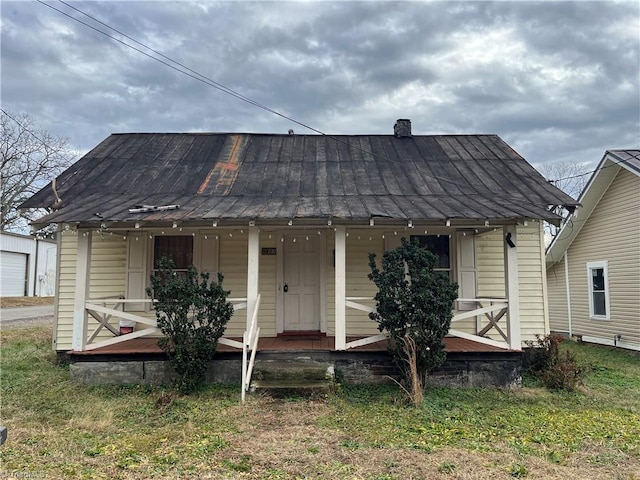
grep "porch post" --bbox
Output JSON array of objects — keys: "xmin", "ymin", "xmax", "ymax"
[
  {"xmin": 246, "ymin": 226, "xmax": 260, "ymax": 331},
  {"xmin": 503, "ymin": 225, "xmax": 521, "ymax": 350},
  {"xmin": 72, "ymin": 230, "xmax": 92, "ymax": 351},
  {"xmin": 334, "ymin": 226, "xmax": 346, "ymax": 350}
]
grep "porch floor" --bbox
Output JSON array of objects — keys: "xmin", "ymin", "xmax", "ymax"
[{"xmin": 70, "ymin": 335, "xmax": 510, "ymax": 356}]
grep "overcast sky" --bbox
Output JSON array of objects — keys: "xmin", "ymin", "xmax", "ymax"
[{"xmin": 2, "ymin": 0, "xmax": 639, "ymax": 176}]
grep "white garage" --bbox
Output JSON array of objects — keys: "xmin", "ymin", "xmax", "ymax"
[
  {"xmin": 0, "ymin": 250, "xmax": 28, "ymax": 296},
  {"xmin": 0, "ymin": 231, "xmax": 57, "ymax": 297}
]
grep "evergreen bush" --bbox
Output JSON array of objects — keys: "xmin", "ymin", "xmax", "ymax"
[
  {"xmin": 368, "ymin": 238, "xmax": 458, "ymax": 400},
  {"xmin": 147, "ymin": 257, "xmax": 233, "ymax": 394}
]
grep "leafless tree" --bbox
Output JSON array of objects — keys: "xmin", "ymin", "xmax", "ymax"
[
  {"xmin": 1, "ymin": 111, "xmax": 75, "ymax": 234},
  {"xmin": 539, "ymin": 159, "xmax": 590, "ymax": 245}
]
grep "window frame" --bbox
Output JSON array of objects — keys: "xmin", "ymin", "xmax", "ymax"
[
  {"xmin": 409, "ymin": 234, "xmax": 454, "ymax": 281},
  {"xmin": 587, "ymin": 260, "xmax": 610, "ymax": 320},
  {"xmin": 152, "ymin": 234, "xmax": 195, "ymax": 274},
  {"xmin": 125, "ymin": 231, "xmax": 219, "ymax": 312}
]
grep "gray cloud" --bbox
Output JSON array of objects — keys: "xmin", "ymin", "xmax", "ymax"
[{"xmin": 1, "ymin": 0, "xmax": 638, "ymax": 176}]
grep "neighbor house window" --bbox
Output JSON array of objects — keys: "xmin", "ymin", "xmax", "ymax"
[
  {"xmin": 587, "ymin": 261, "xmax": 609, "ymax": 320},
  {"xmin": 411, "ymin": 235, "xmax": 451, "ymax": 280},
  {"xmin": 153, "ymin": 235, "xmax": 194, "ymax": 273}
]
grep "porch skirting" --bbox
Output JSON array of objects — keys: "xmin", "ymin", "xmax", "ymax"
[{"xmin": 66, "ymin": 337, "xmax": 523, "ymax": 389}]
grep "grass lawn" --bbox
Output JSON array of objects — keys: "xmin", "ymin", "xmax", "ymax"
[{"xmin": 1, "ymin": 325, "xmax": 639, "ymax": 479}]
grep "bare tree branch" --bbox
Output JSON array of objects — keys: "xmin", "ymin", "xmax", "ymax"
[
  {"xmin": 539, "ymin": 159, "xmax": 590, "ymax": 246},
  {"xmin": 0, "ymin": 111, "xmax": 76, "ymax": 233}
]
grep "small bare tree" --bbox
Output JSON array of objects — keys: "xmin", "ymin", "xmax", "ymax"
[
  {"xmin": 0, "ymin": 111, "xmax": 75, "ymax": 234},
  {"xmin": 539, "ymin": 160, "xmax": 590, "ymax": 245}
]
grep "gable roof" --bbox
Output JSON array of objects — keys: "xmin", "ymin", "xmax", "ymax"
[
  {"xmin": 23, "ymin": 132, "xmax": 577, "ymax": 227},
  {"xmin": 546, "ymin": 149, "xmax": 640, "ymax": 268}
]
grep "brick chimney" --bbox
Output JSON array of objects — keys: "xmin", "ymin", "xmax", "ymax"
[{"xmin": 394, "ymin": 119, "xmax": 412, "ymax": 138}]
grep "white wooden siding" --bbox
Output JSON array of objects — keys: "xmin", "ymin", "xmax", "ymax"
[
  {"xmin": 344, "ymin": 233, "xmax": 383, "ymax": 336},
  {"xmin": 562, "ymin": 169, "xmax": 640, "ymax": 347},
  {"xmin": 55, "ymin": 232, "xmax": 129, "ymax": 351},
  {"xmin": 54, "ymin": 223, "xmax": 551, "ymax": 350},
  {"xmin": 547, "ymin": 260, "xmax": 569, "ymax": 333},
  {"xmin": 218, "ymin": 232, "xmax": 248, "ymax": 336},
  {"xmin": 476, "ymin": 223, "xmax": 548, "ymax": 342}
]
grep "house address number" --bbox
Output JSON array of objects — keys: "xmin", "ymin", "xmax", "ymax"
[{"xmin": 261, "ymin": 248, "xmax": 277, "ymax": 255}]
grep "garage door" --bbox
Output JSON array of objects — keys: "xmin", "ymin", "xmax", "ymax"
[{"xmin": 1, "ymin": 251, "xmax": 28, "ymax": 296}]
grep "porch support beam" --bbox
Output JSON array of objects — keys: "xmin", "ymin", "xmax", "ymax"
[
  {"xmin": 334, "ymin": 226, "xmax": 346, "ymax": 350},
  {"xmin": 72, "ymin": 230, "xmax": 92, "ymax": 351},
  {"xmin": 503, "ymin": 225, "xmax": 521, "ymax": 350},
  {"xmin": 246, "ymin": 226, "xmax": 260, "ymax": 331}
]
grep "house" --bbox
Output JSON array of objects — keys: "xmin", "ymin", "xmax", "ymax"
[
  {"xmin": 22, "ymin": 120, "xmax": 578, "ymax": 390},
  {"xmin": 546, "ymin": 150, "xmax": 640, "ymax": 351},
  {"xmin": 0, "ymin": 231, "xmax": 57, "ymax": 297}
]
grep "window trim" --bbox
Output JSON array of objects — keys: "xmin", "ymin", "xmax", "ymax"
[
  {"xmin": 409, "ymin": 234, "xmax": 454, "ymax": 279},
  {"xmin": 126, "ymin": 231, "xmax": 219, "ymax": 312},
  {"xmin": 587, "ymin": 260, "xmax": 610, "ymax": 320}
]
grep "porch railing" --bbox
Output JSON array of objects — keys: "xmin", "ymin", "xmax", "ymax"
[
  {"xmin": 241, "ymin": 294, "xmax": 261, "ymax": 403},
  {"xmin": 82, "ymin": 296, "xmax": 250, "ymax": 351},
  {"xmin": 344, "ymin": 297, "xmax": 388, "ymax": 349},
  {"xmin": 343, "ymin": 296, "xmax": 511, "ymax": 350},
  {"xmin": 450, "ymin": 298, "xmax": 510, "ymax": 349},
  {"xmin": 83, "ymin": 294, "xmax": 262, "ymax": 402}
]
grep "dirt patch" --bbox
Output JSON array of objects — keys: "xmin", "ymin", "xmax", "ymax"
[{"xmin": 0, "ymin": 296, "xmax": 55, "ymax": 307}]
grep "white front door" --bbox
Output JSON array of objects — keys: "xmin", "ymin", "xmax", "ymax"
[{"xmin": 283, "ymin": 234, "xmax": 321, "ymax": 331}]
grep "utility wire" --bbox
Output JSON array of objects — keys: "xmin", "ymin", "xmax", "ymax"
[
  {"xmin": 549, "ymin": 151, "xmax": 640, "ymax": 183},
  {"xmin": 39, "ymin": 0, "xmax": 581, "ymax": 202},
  {"xmin": 55, "ymin": 0, "xmax": 326, "ymax": 137},
  {"xmin": 37, "ymin": 1, "xmax": 477, "ymax": 188},
  {"xmin": 1, "ymin": 108, "xmax": 62, "ymax": 152}
]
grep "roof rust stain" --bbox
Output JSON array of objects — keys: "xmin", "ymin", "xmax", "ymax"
[{"xmin": 197, "ymin": 134, "xmax": 246, "ymax": 195}]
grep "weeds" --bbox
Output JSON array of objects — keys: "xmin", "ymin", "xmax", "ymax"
[{"xmin": 524, "ymin": 334, "xmax": 586, "ymax": 391}]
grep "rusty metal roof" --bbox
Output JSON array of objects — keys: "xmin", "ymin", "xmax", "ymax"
[{"xmin": 22, "ymin": 132, "xmax": 578, "ymax": 226}]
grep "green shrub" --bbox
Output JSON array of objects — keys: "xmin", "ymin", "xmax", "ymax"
[
  {"xmin": 524, "ymin": 334, "xmax": 585, "ymax": 391},
  {"xmin": 147, "ymin": 257, "xmax": 234, "ymax": 394},
  {"xmin": 368, "ymin": 238, "xmax": 458, "ymax": 403}
]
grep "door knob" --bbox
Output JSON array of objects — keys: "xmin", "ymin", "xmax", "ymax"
[{"xmin": 283, "ymin": 283, "xmax": 288, "ymax": 293}]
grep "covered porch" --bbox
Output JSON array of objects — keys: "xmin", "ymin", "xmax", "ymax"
[{"xmin": 69, "ymin": 223, "xmax": 522, "ymax": 356}]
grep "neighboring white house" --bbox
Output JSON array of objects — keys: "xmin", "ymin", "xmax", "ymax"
[
  {"xmin": 0, "ymin": 231, "xmax": 57, "ymax": 297},
  {"xmin": 546, "ymin": 150, "xmax": 640, "ymax": 351}
]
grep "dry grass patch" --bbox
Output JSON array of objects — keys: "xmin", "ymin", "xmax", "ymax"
[{"xmin": 1, "ymin": 296, "xmax": 55, "ymax": 307}]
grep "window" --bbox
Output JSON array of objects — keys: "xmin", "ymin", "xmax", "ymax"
[
  {"xmin": 587, "ymin": 261, "xmax": 609, "ymax": 320},
  {"xmin": 127, "ymin": 233, "xmax": 219, "ymax": 311},
  {"xmin": 153, "ymin": 235, "xmax": 194, "ymax": 273},
  {"xmin": 411, "ymin": 235, "xmax": 451, "ymax": 279}
]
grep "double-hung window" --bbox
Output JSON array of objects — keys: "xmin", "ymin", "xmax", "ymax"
[
  {"xmin": 410, "ymin": 235, "xmax": 451, "ymax": 280},
  {"xmin": 153, "ymin": 235, "xmax": 194, "ymax": 274},
  {"xmin": 587, "ymin": 261, "xmax": 609, "ymax": 320}
]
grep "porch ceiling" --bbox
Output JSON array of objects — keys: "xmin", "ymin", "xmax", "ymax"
[{"xmin": 23, "ymin": 133, "xmax": 577, "ymax": 227}]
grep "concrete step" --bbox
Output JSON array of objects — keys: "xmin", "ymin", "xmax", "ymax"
[
  {"xmin": 252, "ymin": 360, "xmax": 334, "ymax": 382},
  {"xmin": 250, "ymin": 359, "xmax": 335, "ymax": 397},
  {"xmin": 250, "ymin": 379, "xmax": 334, "ymax": 397}
]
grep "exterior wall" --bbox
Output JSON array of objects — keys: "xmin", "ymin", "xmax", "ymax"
[
  {"xmin": 343, "ymin": 231, "xmax": 383, "ymax": 336},
  {"xmin": 476, "ymin": 222, "xmax": 548, "ymax": 343},
  {"xmin": 557, "ymin": 169, "xmax": 640, "ymax": 349},
  {"xmin": 0, "ymin": 231, "xmax": 57, "ymax": 296},
  {"xmin": 54, "ymin": 222, "xmax": 551, "ymax": 350},
  {"xmin": 546, "ymin": 260, "xmax": 569, "ymax": 333},
  {"xmin": 55, "ymin": 231, "xmax": 128, "ymax": 351}
]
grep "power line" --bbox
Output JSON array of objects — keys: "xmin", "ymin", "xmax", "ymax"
[
  {"xmin": 37, "ymin": 0, "xmax": 577, "ymax": 204},
  {"xmin": 549, "ymin": 151, "xmax": 640, "ymax": 183},
  {"xmin": 0, "ymin": 108, "xmax": 61, "ymax": 152},
  {"xmin": 38, "ymin": 0, "xmax": 324, "ymax": 136},
  {"xmin": 38, "ymin": 0, "xmax": 475, "ymax": 189}
]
